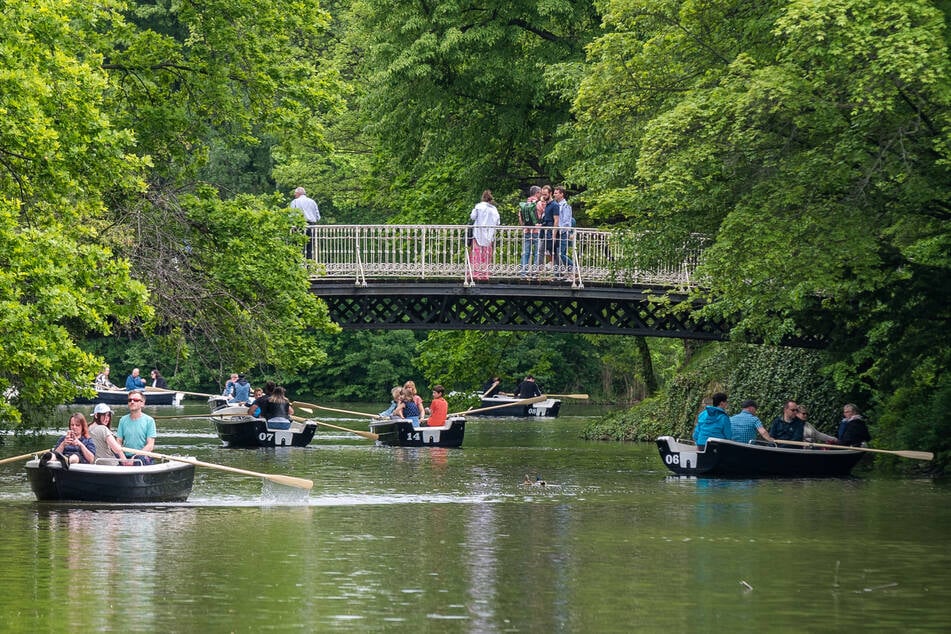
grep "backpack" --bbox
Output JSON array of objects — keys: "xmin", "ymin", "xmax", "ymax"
[{"xmin": 518, "ymin": 201, "xmax": 537, "ymax": 226}]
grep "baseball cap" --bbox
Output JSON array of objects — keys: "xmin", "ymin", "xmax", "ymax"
[{"xmin": 93, "ymin": 403, "xmax": 113, "ymax": 415}]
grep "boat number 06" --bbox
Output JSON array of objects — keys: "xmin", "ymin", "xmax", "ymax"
[
  {"xmin": 664, "ymin": 454, "xmax": 680, "ymax": 465},
  {"xmin": 258, "ymin": 432, "xmax": 274, "ymax": 442}
]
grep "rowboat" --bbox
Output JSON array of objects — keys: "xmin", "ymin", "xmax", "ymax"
[
  {"xmin": 207, "ymin": 395, "xmax": 230, "ymax": 411},
  {"xmin": 211, "ymin": 405, "xmax": 317, "ymax": 448},
  {"xmin": 473, "ymin": 396, "xmax": 561, "ymax": 418},
  {"xmin": 73, "ymin": 388, "xmax": 184, "ymax": 406},
  {"xmin": 369, "ymin": 416, "xmax": 466, "ymax": 448},
  {"xmin": 25, "ymin": 452, "xmax": 195, "ymax": 502},
  {"xmin": 656, "ymin": 436, "xmax": 865, "ymax": 478}
]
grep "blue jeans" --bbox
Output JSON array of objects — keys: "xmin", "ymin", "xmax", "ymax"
[
  {"xmin": 521, "ymin": 231, "xmax": 540, "ymax": 274},
  {"xmin": 559, "ymin": 234, "xmax": 574, "ymax": 269}
]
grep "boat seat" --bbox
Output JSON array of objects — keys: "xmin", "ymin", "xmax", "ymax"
[{"xmin": 266, "ymin": 418, "xmax": 291, "ymax": 431}]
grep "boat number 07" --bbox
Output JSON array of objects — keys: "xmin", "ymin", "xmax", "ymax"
[
  {"xmin": 664, "ymin": 454, "xmax": 680, "ymax": 465},
  {"xmin": 258, "ymin": 432, "xmax": 274, "ymax": 442}
]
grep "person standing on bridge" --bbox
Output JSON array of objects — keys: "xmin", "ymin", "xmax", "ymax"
[
  {"xmin": 519, "ymin": 186, "xmax": 542, "ymax": 277},
  {"xmin": 540, "ymin": 186, "xmax": 561, "ymax": 276},
  {"xmin": 469, "ymin": 189, "xmax": 500, "ymax": 281},
  {"xmin": 554, "ymin": 186, "xmax": 574, "ymax": 276},
  {"xmin": 290, "ymin": 187, "xmax": 320, "ymax": 260}
]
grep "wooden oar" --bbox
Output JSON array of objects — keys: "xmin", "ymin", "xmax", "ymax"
[
  {"xmin": 290, "ymin": 415, "xmax": 379, "ymax": 441},
  {"xmin": 119, "ymin": 447, "xmax": 314, "ymax": 490},
  {"xmin": 146, "ymin": 387, "xmax": 218, "ymax": 399},
  {"xmin": 152, "ymin": 412, "xmax": 249, "ymax": 420},
  {"xmin": 545, "ymin": 393, "xmax": 589, "ymax": 400},
  {"xmin": 452, "ymin": 395, "xmax": 548, "ymax": 417},
  {"xmin": 776, "ymin": 439, "xmax": 933, "ymax": 461},
  {"xmin": 480, "ymin": 379, "xmax": 501, "ymax": 399},
  {"xmin": 0, "ymin": 450, "xmax": 45, "ymax": 466},
  {"xmin": 291, "ymin": 401, "xmax": 379, "ymax": 419}
]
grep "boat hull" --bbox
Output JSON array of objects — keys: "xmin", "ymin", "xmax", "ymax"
[
  {"xmin": 26, "ymin": 456, "xmax": 195, "ymax": 502},
  {"xmin": 369, "ymin": 417, "xmax": 465, "ymax": 447},
  {"xmin": 214, "ymin": 414, "xmax": 317, "ymax": 448},
  {"xmin": 474, "ymin": 397, "xmax": 561, "ymax": 418},
  {"xmin": 73, "ymin": 389, "xmax": 183, "ymax": 406},
  {"xmin": 656, "ymin": 436, "xmax": 865, "ymax": 478}
]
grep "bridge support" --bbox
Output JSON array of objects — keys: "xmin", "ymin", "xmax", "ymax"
[{"xmin": 312, "ymin": 281, "xmax": 731, "ymax": 339}]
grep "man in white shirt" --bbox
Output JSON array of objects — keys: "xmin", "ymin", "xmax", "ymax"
[
  {"xmin": 290, "ymin": 187, "xmax": 320, "ymax": 259},
  {"xmin": 290, "ymin": 187, "xmax": 320, "ymax": 223}
]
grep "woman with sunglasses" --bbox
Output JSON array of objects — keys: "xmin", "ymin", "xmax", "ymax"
[{"xmin": 117, "ymin": 390, "xmax": 156, "ymax": 465}]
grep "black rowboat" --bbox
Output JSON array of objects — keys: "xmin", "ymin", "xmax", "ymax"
[
  {"xmin": 25, "ymin": 452, "xmax": 195, "ymax": 502},
  {"xmin": 369, "ymin": 416, "xmax": 466, "ymax": 448},
  {"xmin": 656, "ymin": 436, "xmax": 865, "ymax": 478},
  {"xmin": 212, "ymin": 406, "xmax": 317, "ymax": 448},
  {"xmin": 73, "ymin": 388, "xmax": 183, "ymax": 406},
  {"xmin": 474, "ymin": 396, "xmax": 561, "ymax": 418}
]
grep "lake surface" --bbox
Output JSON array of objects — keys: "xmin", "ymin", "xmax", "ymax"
[{"xmin": 1, "ymin": 402, "xmax": 950, "ymax": 632}]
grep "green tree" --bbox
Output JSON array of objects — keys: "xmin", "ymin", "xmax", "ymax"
[
  {"xmin": 94, "ymin": 0, "xmax": 344, "ymax": 381},
  {"xmin": 287, "ymin": 0, "xmax": 601, "ymax": 222},
  {"xmin": 0, "ymin": 0, "xmax": 152, "ymax": 426},
  {"xmin": 565, "ymin": 0, "xmax": 950, "ymax": 450}
]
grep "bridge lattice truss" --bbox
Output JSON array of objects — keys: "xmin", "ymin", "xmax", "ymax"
[{"xmin": 306, "ymin": 225, "xmax": 730, "ymax": 338}]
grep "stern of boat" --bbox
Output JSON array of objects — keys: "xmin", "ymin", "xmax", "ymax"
[{"xmin": 656, "ymin": 436, "xmax": 704, "ymax": 475}]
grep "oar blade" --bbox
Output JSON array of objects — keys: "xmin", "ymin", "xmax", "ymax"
[
  {"xmin": 267, "ymin": 474, "xmax": 315, "ymax": 490},
  {"xmin": 897, "ymin": 450, "xmax": 934, "ymax": 461}
]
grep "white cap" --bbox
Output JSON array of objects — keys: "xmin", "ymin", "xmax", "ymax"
[{"xmin": 93, "ymin": 403, "xmax": 113, "ymax": 415}]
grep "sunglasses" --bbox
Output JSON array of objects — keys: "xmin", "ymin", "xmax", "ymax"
[{"xmin": 128, "ymin": 398, "xmax": 143, "ymax": 403}]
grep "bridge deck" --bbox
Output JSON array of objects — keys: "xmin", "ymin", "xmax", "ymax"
[{"xmin": 306, "ymin": 225, "xmax": 704, "ymax": 289}]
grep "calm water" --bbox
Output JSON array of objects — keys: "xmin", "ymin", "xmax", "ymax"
[{"xmin": 1, "ymin": 402, "xmax": 949, "ymax": 632}]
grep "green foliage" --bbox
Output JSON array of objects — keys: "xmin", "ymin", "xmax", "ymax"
[
  {"xmin": 566, "ymin": 0, "xmax": 950, "ymax": 459},
  {"xmin": 415, "ymin": 330, "xmax": 624, "ymax": 397},
  {"xmin": 584, "ymin": 342, "xmax": 842, "ymax": 441},
  {"xmin": 876, "ymin": 363, "xmax": 951, "ymax": 473},
  {"xmin": 0, "ymin": 0, "xmax": 151, "ymax": 427},
  {"xmin": 284, "ymin": 0, "xmax": 602, "ymax": 221},
  {"xmin": 290, "ymin": 330, "xmax": 425, "ymax": 402}
]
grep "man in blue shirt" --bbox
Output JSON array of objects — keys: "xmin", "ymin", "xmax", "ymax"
[
  {"xmin": 693, "ymin": 392, "xmax": 731, "ymax": 448},
  {"xmin": 117, "ymin": 390, "xmax": 156, "ymax": 464},
  {"xmin": 730, "ymin": 400, "xmax": 774, "ymax": 444},
  {"xmin": 125, "ymin": 368, "xmax": 146, "ymax": 391}
]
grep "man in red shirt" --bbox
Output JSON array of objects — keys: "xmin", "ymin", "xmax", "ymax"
[{"xmin": 425, "ymin": 385, "xmax": 448, "ymax": 427}]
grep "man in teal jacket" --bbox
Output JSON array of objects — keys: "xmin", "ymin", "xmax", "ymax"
[{"xmin": 693, "ymin": 392, "xmax": 731, "ymax": 448}]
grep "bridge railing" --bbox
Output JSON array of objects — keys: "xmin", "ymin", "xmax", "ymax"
[{"xmin": 308, "ymin": 225, "xmax": 704, "ymax": 288}]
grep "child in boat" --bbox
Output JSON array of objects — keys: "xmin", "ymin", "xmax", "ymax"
[
  {"xmin": 403, "ymin": 380, "xmax": 425, "ymax": 412},
  {"xmin": 379, "ymin": 386, "xmax": 402, "ymax": 418},
  {"xmin": 424, "ymin": 385, "xmax": 448, "ymax": 427},
  {"xmin": 393, "ymin": 387, "xmax": 421, "ymax": 426}
]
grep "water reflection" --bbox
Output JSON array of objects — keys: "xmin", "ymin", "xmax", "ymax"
[{"xmin": 2, "ymin": 412, "xmax": 950, "ymax": 631}]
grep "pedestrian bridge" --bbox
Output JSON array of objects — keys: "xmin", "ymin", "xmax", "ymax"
[{"xmin": 303, "ymin": 224, "xmax": 736, "ymax": 339}]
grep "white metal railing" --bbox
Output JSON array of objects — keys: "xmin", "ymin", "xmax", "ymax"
[{"xmin": 307, "ymin": 225, "xmax": 705, "ymax": 288}]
